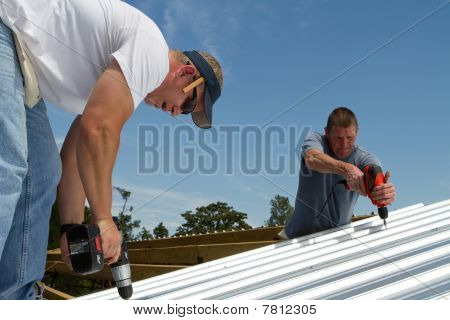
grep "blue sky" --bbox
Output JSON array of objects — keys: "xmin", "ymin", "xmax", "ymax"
[{"xmin": 47, "ymin": 0, "xmax": 450, "ymax": 234}]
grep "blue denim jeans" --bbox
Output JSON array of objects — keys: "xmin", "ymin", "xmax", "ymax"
[{"xmin": 0, "ymin": 20, "xmax": 62, "ymax": 299}]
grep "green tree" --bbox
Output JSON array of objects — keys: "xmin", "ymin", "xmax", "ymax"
[
  {"xmin": 175, "ymin": 202, "xmax": 252, "ymax": 236},
  {"xmin": 138, "ymin": 227, "xmax": 153, "ymax": 240},
  {"xmin": 114, "ymin": 186, "xmax": 140, "ymax": 241},
  {"xmin": 265, "ymin": 195, "xmax": 294, "ymax": 227},
  {"xmin": 153, "ymin": 222, "xmax": 169, "ymax": 238},
  {"xmin": 114, "ymin": 186, "xmax": 132, "ymax": 215},
  {"xmin": 116, "ymin": 212, "xmax": 141, "ymax": 241}
]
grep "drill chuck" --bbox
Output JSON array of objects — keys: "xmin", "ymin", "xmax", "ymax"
[
  {"xmin": 378, "ymin": 206, "xmax": 388, "ymax": 220},
  {"xmin": 111, "ymin": 264, "xmax": 133, "ymax": 299},
  {"xmin": 112, "ymin": 217, "xmax": 133, "ymax": 299},
  {"xmin": 110, "ymin": 237, "xmax": 133, "ymax": 299}
]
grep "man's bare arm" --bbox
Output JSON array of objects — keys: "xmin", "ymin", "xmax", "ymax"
[
  {"xmin": 304, "ymin": 149, "xmax": 366, "ymax": 195},
  {"xmin": 77, "ymin": 58, "xmax": 133, "ymax": 263},
  {"xmin": 77, "ymin": 59, "xmax": 133, "ymax": 221},
  {"xmin": 304, "ymin": 149, "xmax": 348, "ymax": 175},
  {"xmin": 57, "ymin": 115, "xmax": 85, "ymax": 225}
]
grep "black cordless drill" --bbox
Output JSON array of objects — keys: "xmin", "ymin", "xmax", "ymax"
[{"xmin": 63, "ymin": 217, "xmax": 133, "ymax": 299}]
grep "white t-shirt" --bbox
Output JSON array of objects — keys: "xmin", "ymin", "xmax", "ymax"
[{"xmin": 0, "ymin": 0, "xmax": 169, "ymax": 113}]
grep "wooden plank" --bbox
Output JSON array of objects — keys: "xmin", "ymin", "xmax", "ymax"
[
  {"xmin": 42, "ymin": 285, "xmax": 74, "ymax": 300},
  {"xmin": 127, "ymin": 218, "xmax": 372, "ymax": 250},
  {"xmin": 45, "ymin": 261, "xmax": 185, "ymax": 282},
  {"xmin": 127, "ymin": 227, "xmax": 284, "ymax": 249},
  {"xmin": 47, "ymin": 251, "xmax": 62, "ymax": 261},
  {"xmin": 48, "ymin": 220, "xmax": 372, "ymax": 259},
  {"xmin": 47, "ymin": 241, "xmax": 277, "ymax": 266},
  {"xmin": 352, "ymin": 214, "xmax": 375, "ymax": 222},
  {"xmin": 47, "ymin": 227, "xmax": 283, "ymax": 260},
  {"xmin": 129, "ymin": 241, "xmax": 278, "ymax": 265}
]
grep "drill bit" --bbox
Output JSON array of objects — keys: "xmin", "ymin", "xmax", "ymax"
[{"xmin": 383, "ymin": 219, "xmax": 387, "ymax": 230}]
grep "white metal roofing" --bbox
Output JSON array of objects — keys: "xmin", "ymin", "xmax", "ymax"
[{"xmin": 80, "ymin": 199, "xmax": 450, "ymax": 300}]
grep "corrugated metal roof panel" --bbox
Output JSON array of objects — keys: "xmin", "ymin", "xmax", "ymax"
[{"xmin": 80, "ymin": 200, "xmax": 450, "ymax": 300}]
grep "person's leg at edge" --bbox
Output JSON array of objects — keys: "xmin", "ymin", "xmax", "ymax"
[
  {"xmin": 0, "ymin": 18, "xmax": 62, "ymax": 299},
  {"xmin": 0, "ymin": 18, "xmax": 29, "ymax": 298},
  {"xmin": 0, "ymin": 99, "xmax": 62, "ymax": 300}
]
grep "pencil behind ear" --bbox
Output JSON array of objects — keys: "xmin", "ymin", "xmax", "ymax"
[{"xmin": 183, "ymin": 77, "xmax": 204, "ymax": 93}]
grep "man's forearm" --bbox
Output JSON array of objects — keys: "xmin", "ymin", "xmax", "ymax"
[
  {"xmin": 305, "ymin": 151, "xmax": 348, "ymax": 176},
  {"xmin": 57, "ymin": 116, "xmax": 86, "ymax": 225},
  {"xmin": 76, "ymin": 119, "xmax": 120, "ymax": 221},
  {"xmin": 57, "ymin": 160, "xmax": 86, "ymax": 224}
]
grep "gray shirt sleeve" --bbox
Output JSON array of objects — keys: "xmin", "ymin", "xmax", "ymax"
[
  {"xmin": 301, "ymin": 132, "xmax": 325, "ymax": 158},
  {"xmin": 355, "ymin": 148, "xmax": 382, "ymax": 170}
]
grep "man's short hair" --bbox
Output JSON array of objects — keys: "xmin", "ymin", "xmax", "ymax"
[
  {"xmin": 171, "ymin": 49, "xmax": 223, "ymax": 90},
  {"xmin": 326, "ymin": 107, "xmax": 358, "ymax": 131}
]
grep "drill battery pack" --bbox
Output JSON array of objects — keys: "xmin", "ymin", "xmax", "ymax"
[{"xmin": 66, "ymin": 224, "xmax": 104, "ymax": 275}]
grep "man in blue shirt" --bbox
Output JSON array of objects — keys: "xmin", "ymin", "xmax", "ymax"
[{"xmin": 283, "ymin": 107, "xmax": 396, "ymax": 238}]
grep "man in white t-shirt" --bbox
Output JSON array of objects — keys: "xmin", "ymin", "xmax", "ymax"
[{"xmin": 0, "ymin": 0, "xmax": 223, "ymax": 299}]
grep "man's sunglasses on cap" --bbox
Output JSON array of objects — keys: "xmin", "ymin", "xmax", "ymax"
[{"xmin": 180, "ymin": 51, "xmax": 221, "ymax": 129}]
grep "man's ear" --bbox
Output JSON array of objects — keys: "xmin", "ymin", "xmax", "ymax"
[
  {"xmin": 324, "ymin": 127, "xmax": 328, "ymax": 135},
  {"xmin": 175, "ymin": 64, "xmax": 196, "ymax": 78}
]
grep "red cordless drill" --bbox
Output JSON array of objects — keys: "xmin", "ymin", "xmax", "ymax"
[
  {"xmin": 363, "ymin": 164, "xmax": 389, "ymax": 229},
  {"xmin": 341, "ymin": 164, "xmax": 389, "ymax": 228}
]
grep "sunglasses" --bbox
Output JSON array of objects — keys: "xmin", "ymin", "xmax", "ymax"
[{"xmin": 181, "ymin": 73, "xmax": 205, "ymax": 115}]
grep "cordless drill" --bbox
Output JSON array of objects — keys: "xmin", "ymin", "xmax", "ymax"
[
  {"xmin": 63, "ymin": 217, "xmax": 133, "ymax": 299},
  {"xmin": 363, "ymin": 164, "xmax": 389, "ymax": 229},
  {"xmin": 342, "ymin": 164, "xmax": 389, "ymax": 228}
]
